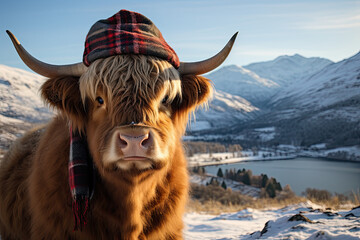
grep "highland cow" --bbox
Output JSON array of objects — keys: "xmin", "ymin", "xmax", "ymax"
[{"xmin": 0, "ymin": 10, "xmax": 236, "ymax": 239}]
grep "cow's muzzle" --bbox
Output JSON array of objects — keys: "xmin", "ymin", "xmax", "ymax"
[
  {"xmin": 103, "ymin": 124, "xmax": 162, "ymax": 171},
  {"xmin": 118, "ymin": 127, "xmax": 153, "ymax": 160}
]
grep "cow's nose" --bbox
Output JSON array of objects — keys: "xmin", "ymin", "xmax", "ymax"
[
  {"xmin": 119, "ymin": 133, "xmax": 151, "ymax": 148},
  {"xmin": 118, "ymin": 132, "xmax": 153, "ymax": 157}
]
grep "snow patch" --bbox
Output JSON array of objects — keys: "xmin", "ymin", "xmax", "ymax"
[{"xmin": 184, "ymin": 202, "xmax": 360, "ymax": 239}]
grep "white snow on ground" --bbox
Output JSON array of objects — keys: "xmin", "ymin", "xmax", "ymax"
[
  {"xmin": 324, "ymin": 146, "xmax": 360, "ymax": 157},
  {"xmin": 185, "ymin": 145, "xmax": 360, "ymax": 168},
  {"xmin": 187, "ymin": 151, "xmax": 297, "ymax": 167},
  {"xmin": 0, "ymin": 114, "xmax": 24, "ymax": 125},
  {"xmin": 254, "ymin": 127, "xmax": 275, "ymax": 132},
  {"xmin": 254, "ymin": 127, "xmax": 276, "ymax": 141},
  {"xmin": 301, "ymin": 146, "xmax": 360, "ymax": 162},
  {"xmin": 184, "ymin": 202, "xmax": 360, "ymax": 239}
]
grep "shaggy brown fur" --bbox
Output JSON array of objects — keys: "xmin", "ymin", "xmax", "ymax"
[{"xmin": 0, "ymin": 55, "xmax": 212, "ymax": 239}]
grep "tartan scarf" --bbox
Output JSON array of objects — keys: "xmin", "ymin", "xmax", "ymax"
[
  {"xmin": 68, "ymin": 126, "xmax": 95, "ymax": 231},
  {"xmin": 83, "ymin": 9, "xmax": 180, "ymax": 68}
]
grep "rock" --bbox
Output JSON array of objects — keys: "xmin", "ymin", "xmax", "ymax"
[
  {"xmin": 323, "ymin": 211, "xmax": 339, "ymax": 217},
  {"xmin": 345, "ymin": 213, "xmax": 355, "ymax": 219},
  {"xmin": 260, "ymin": 221, "xmax": 270, "ymax": 236},
  {"xmin": 351, "ymin": 205, "xmax": 360, "ymax": 211},
  {"xmin": 288, "ymin": 214, "xmax": 314, "ymax": 223}
]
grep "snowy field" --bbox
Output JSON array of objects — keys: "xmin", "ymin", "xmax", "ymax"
[
  {"xmin": 184, "ymin": 202, "xmax": 360, "ymax": 239},
  {"xmin": 187, "ymin": 151, "xmax": 298, "ymax": 167}
]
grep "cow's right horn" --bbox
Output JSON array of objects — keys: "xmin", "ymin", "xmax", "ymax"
[{"xmin": 6, "ymin": 30, "xmax": 87, "ymax": 78}]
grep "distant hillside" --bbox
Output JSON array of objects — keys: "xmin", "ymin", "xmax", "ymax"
[
  {"xmin": 202, "ymin": 52, "xmax": 360, "ymax": 148},
  {"xmin": 188, "ymin": 90, "xmax": 260, "ymax": 132},
  {"xmin": 270, "ymin": 52, "xmax": 360, "ymax": 111},
  {"xmin": 244, "ymin": 54, "xmax": 332, "ymax": 86},
  {"xmin": 0, "ymin": 64, "xmax": 52, "ymax": 149},
  {"xmin": 189, "ymin": 54, "xmax": 334, "ymax": 135},
  {"xmin": 0, "ymin": 64, "xmax": 51, "ymax": 122},
  {"xmin": 263, "ymin": 51, "xmax": 360, "ymax": 147},
  {"xmin": 206, "ymin": 65, "xmax": 279, "ymax": 105}
]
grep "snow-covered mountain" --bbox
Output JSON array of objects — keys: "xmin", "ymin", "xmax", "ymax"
[
  {"xmin": 245, "ymin": 54, "xmax": 332, "ymax": 86},
  {"xmin": 239, "ymin": 52, "xmax": 360, "ymax": 147},
  {"xmin": 188, "ymin": 90, "xmax": 259, "ymax": 131},
  {"xmin": 260, "ymin": 51, "xmax": 360, "ymax": 128},
  {"xmin": 189, "ymin": 54, "xmax": 334, "ymax": 133},
  {"xmin": 271, "ymin": 52, "xmax": 360, "ymax": 112},
  {"xmin": 0, "ymin": 64, "xmax": 52, "ymax": 149},
  {"xmin": 206, "ymin": 54, "xmax": 332, "ymax": 106},
  {"xmin": 206, "ymin": 65, "xmax": 279, "ymax": 104},
  {"xmin": 189, "ymin": 52, "xmax": 359, "ymax": 148},
  {"xmin": 0, "ymin": 64, "xmax": 51, "ymax": 122}
]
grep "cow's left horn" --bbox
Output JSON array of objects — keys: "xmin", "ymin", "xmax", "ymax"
[
  {"xmin": 178, "ymin": 32, "xmax": 238, "ymax": 75},
  {"xmin": 6, "ymin": 30, "xmax": 87, "ymax": 78}
]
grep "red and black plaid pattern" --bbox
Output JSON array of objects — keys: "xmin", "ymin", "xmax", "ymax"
[
  {"xmin": 83, "ymin": 9, "xmax": 180, "ymax": 68},
  {"xmin": 69, "ymin": 126, "xmax": 94, "ymax": 231}
]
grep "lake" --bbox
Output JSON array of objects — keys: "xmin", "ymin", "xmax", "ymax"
[{"xmin": 203, "ymin": 157, "xmax": 360, "ymax": 195}]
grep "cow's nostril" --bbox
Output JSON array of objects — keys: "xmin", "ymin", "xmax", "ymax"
[
  {"xmin": 140, "ymin": 133, "xmax": 151, "ymax": 148},
  {"xmin": 141, "ymin": 138, "xmax": 149, "ymax": 147},
  {"xmin": 119, "ymin": 135, "xmax": 128, "ymax": 148}
]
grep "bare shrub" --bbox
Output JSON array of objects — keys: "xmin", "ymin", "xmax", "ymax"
[
  {"xmin": 304, "ymin": 188, "xmax": 332, "ymax": 202},
  {"xmin": 351, "ymin": 189, "xmax": 360, "ymax": 206},
  {"xmin": 189, "ymin": 183, "xmax": 304, "ymax": 213},
  {"xmin": 304, "ymin": 188, "xmax": 357, "ymax": 209}
]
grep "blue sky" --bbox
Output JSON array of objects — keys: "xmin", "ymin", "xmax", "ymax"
[{"xmin": 0, "ymin": 0, "xmax": 359, "ymax": 71}]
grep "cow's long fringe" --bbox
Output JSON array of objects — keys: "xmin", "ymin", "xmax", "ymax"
[{"xmin": 79, "ymin": 55, "xmax": 182, "ymax": 106}]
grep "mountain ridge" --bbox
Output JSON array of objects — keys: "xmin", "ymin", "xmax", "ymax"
[
  {"xmin": 244, "ymin": 54, "xmax": 333, "ymax": 87},
  {"xmin": 196, "ymin": 51, "xmax": 360, "ymax": 148},
  {"xmin": 1, "ymin": 52, "xmax": 358, "ymax": 149}
]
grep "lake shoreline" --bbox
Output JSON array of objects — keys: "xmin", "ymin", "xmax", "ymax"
[
  {"xmin": 300, "ymin": 155, "xmax": 360, "ymax": 163},
  {"xmin": 188, "ymin": 154, "xmax": 360, "ymax": 168},
  {"xmin": 188, "ymin": 155, "xmax": 297, "ymax": 167},
  {"xmin": 201, "ymin": 157, "xmax": 360, "ymax": 195}
]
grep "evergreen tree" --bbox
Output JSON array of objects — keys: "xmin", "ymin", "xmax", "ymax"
[
  {"xmin": 261, "ymin": 174, "xmax": 269, "ymax": 188},
  {"xmin": 209, "ymin": 177, "xmax": 219, "ymax": 186},
  {"xmin": 228, "ymin": 169, "xmax": 235, "ymax": 180},
  {"xmin": 266, "ymin": 181, "xmax": 276, "ymax": 198},
  {"xmin": 235, "ymin": 170, "xmax": 242, "ymax": 182},
  {"xmin": 217, "ymin": 168, "xmax": 224, "ymax": 178},
  {"xmin": 274, "ymin": 180, "xmax": 282, "ymax": 191},
  {"xmin": 221, "ymin": 180, "xmax": 227, "ymax": 190},
  {"xmin": 243, "ymin": 171, "xmax": 251, "ymax": 185}
]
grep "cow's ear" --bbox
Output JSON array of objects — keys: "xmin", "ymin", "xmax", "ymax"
[
  {"xmin": 179, "ymin": 75, "xmax": 213, "ymax": 110},
  {"xmin": 41, "ymin": 76, "xmax": 87, "ymax": 130}
]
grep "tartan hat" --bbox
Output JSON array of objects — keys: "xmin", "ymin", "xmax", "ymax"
[{"xmin": 83, "ymin": 9, "xmax": 180, "ymax": 68}]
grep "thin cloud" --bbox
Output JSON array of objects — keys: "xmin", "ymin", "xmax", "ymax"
[{"xmin": 300, "ymin": 12, "xmax": 360, "ymax": 30}]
